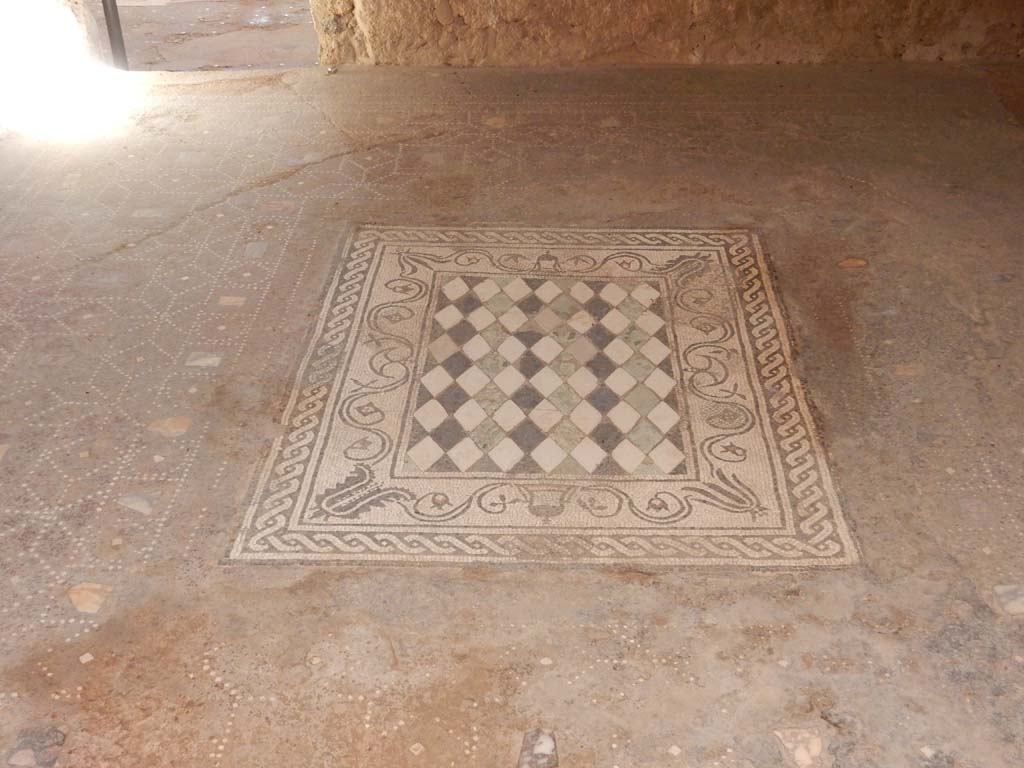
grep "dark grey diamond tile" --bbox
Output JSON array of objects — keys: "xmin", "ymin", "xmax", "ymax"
[
  {"xmin": 586, "ymin": 352, "xmax": 616, "ymax": 379},
  {"xmin": 431, "ymin": 416, "xmax": 468, "ymax": 450},
  {"xmin": 436, "ymin": 383, "xmax": 471, "ymax": 414},
  {"xmin": 511, "ymin": 384, "xmax": 544, "ymax": 411},
  {"xmin": 586, "ymin": 384, "xmax": 619, "ymax": 413}
]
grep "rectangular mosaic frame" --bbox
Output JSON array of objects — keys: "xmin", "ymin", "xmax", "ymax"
[{"xmin": 229, "ymin": 226, "xmax": 858, "ymax": 567}]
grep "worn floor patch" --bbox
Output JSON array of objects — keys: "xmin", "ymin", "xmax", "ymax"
[{"xmin": 230, "ymin": 226, "xmax": 857, "ymax": 566}]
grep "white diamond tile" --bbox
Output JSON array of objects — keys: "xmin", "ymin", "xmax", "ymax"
[
  {"xmin": 647, "ymin": 401, "xmax": 680, "ymax": 432},
  {"xmin": 489, "ymin": 437, "xmax": 524, "ymax": 470},
  {"xmin": 493, "ymin": 400, "xmax": 527, "ymax": 430},
  {"xmin": 428, "ymin": 334, "xmax": 458, "ymax": 363},
  {"xmin": 535, "ymin": 280, "xmax": 563, "ymax": 303},
  {"xmin": 570, "ymin": 437, "xmax": 606, "ymax": 472},
  {"xmin": 569, "ymin": 400, "xmax": 602, "ymax": 433},
  {"xmin": 635, "ymin": 311, "xmax": 665, "ymax": 335},
  {"xmin": 640, "ymin": 337, "xmax": 670, "ymax": 363},
  {"xmin": 474, "ymin": 278, "xmax": 500, "ymax": 301},
  {"xmin": 531, "ymin": 438, "xmax": 567, "ymax": 473},
  {"xmin": 497, "ymin": 336, "xmax": 527, "ymax": 361},
  {"xmin": 467, "ymin": 306, "xmax": 497, "ymax": 330},
  {"xmin": 532, "ymin": 336, "xmax": 563, "ymax": 363},
  {"xmin": 600, "ymin": 308, "xmax": 630, "ymax": 334},
  {"xmin": 454, "ymin": 400, "xmax": 487, "ymax": 431},
  {"xmin": 565, "ymin": 335, "xmax": 597, "ymax": 363},
  {"xmin": 568, "ymin": 281, "xmax": 594, "ymax": 303},
  {"xmin": 644, "ymin": 368, "xmax": 675, "ymax": 397},
  {"xmin": 531, "ymin": 366, "xmax": 562, "ymax": 396},
  {"xmin": 407, "ymin": 437, "xmax": 443, "ymax": 470},
  {"xmin": 611, "ymin": 440, "xmax": 645, "ymax": 472},
  {"xmin": 414, "ymin": 399, "xmax": 448, "ymax": 430},
  {"xmin": 608, "ymin": 401, "xmax": 641, "ymax": 432},
  {"xmin": 567, "ymin": 310, "xmax": 594, "ymax": 334},
  {"xmin": 502, "ymin": 278, "xmax": 530, "ymax": 301},
  {"xmin": 649, "ymin": 438, "xmax": 685, "ymax": 473},
  {"xmin": 604, "ymin": 337, "xmax": 634, "ymax": 364},
  {"xmin": 448, "ymin": 437, "xmax": 483, "ymax": 471},
  {"xmin": 456, "ymin": 366, "xmax": 490, "ymax": 396},
  {"xmin": 435, "ymin": 304, "xmax": 463, "ymax": 330},
  {"xmin": 442, "ymin": 278, "xmax": 469, "ymax": 300},
  {"xmin": 421, "ymin": 366, "xmax": 454, "ymax": 396},
  {"xmin": 498, "ymin": 306, "xmax": 528, "ymax": 331},
  {"xmin": 631, "ymin": 283, "xmax": 660, "ymax": 306},
  {"xmin": 493, "ymin": 366, "xmax": 527, "ymax": 394},
  {"xmin": 529, "ymin": 403, "xmax": 563, "ymax": 430},
  {"xmin": 534, "ymin": 307, "xmax": 561, "ymax": 332},
  {"xmin": 463, "ymin": 334, "xmax": 490, "ymax": 361},
  {"xmin": 599, "ymin": 283, "xmax": 628, "ymax": 306},
  {"xmin": 606, "ymin": 368, "xmax": 637, "ymax": 395},
  {"xmin": 567, "ymin": 367, "xmax": 598, "ymax": 397}
]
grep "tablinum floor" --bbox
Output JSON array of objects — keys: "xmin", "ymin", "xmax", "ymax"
[{"xmin": 0, "ymin": 64, "xmax": 1023, "ymax": 767}]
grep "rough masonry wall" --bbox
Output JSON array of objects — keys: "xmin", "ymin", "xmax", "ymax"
[{"xmin": 310, "ymin": 0, "xmax": 1024, "ymax": 67}]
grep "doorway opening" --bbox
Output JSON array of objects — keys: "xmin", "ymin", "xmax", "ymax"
[{"xmin": 115, "ymin": 0, "xmax": 316, "ymax": 71}]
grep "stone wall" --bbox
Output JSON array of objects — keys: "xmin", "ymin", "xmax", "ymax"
[
  {"xmin": 63, "ymin": 0, "xmax": 110, "ymax": 62},
  {"xmin": 310, "ymin": 0, "xmax": 1024, "ymax": 67}
]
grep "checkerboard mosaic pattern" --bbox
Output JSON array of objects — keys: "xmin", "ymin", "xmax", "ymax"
[
  {"xmin": 231, "ymin": 226, "xmax": 858, "ymax": 567},
  {"xmin": 400, "ymin": 275, "xmax": 690, "ymax": 477}
]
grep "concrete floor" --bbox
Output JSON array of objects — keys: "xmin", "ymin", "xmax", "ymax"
[
  {"xmin": 1, "ymin": 63, "xmax": 1024, "ymax": 766},
  {"xmin": 119, "ymin": 0, "xmax": 316, "ymax": 70}
]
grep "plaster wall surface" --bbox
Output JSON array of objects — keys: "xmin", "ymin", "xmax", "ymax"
[{"xmin": 311, "ymin": 0, "xmax": 1024, "ymax": 67}]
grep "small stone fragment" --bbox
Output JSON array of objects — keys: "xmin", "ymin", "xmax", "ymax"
[
  {"xmin": 668, "ymin": 744, "xmax": 682, "ymax": 756},
  {"xmin": 994, "ymin": 584, "xmax": 1024, "ymax": 615},
  {"xmin": 892, "ymin": 362, "xmax": 925, "ymax": 377},
  {"xmin": 518, "ymin": 729, "xmax": 557, "ymax": 768},
  {"xmin": 837, "ymin": 257, "xmax": 868, "ymax": 269},
  {"xmin": 0, "ymin": 444, "xmax": 8, "ymax": 463},
  {"xmin": 67, "ymin": 583, "xmax": 112, "ymax": 614},
  {"xmin": 408, "ymin": 743, "xmax": 424, "ymax": 756},
  {"xmin": 775, "ymin": 728, "xmax": 825, "ymax": 768},
  {"xmin": 539, "ymin": 657, "xmax": 553, "ymax": 666},
  {"xmin": 243, "ymin": 242, "xmax": 267, "ymax": 259},
  {"xmin": 484, "ymin": 115, "xmax": 508, "ymax": 129},
  {"xmin": 185, "ymin": 352, "xmax": 222, "ymax": 368},
  {"xmin": 7, "ymin": 749, "xmax": 36, "ymax": 767},
  {"xmin": 117, "ymin": 494, "xmax": 152, "ymax": 514},
  {"xmin": 147, "ymin": 416, "xmax": 192, "ymax": 437},
  {"xmin": 78, "ymin": 653, "xmax": 94, "ymax": 665},
  {"xmin": 217, "ymin": 296, "xmax": 246, "ymax": 307}
]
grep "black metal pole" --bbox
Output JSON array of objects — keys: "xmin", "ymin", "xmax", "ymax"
[{"xmin": 101, "ymin": 0, "xmax": 129, "ymax": 70}]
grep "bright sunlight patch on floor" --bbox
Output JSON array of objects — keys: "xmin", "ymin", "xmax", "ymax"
[{"xmin": 0, "ymin": 0, "xmax": 148, "ymax": 142}]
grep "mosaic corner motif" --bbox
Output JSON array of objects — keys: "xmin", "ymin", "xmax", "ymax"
[{"xmin": 229, "ymin": 226, "xmax": 858, "ymax": 567}]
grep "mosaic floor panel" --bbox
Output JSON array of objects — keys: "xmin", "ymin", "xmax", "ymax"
[{"xmin": 230, "ymin": 226, "xmax": 857, "ymax": 566}]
